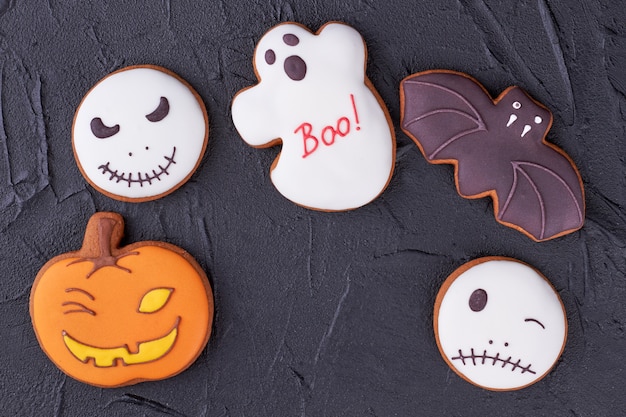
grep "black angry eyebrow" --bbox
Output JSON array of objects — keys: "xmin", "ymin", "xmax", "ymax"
[{"xmin": 146, "ymin": 96, "xmax": 170, "ymax": 122}]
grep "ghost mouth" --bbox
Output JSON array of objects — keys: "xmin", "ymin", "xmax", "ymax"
[
  {"xmin": 451, "ymin": 348, "xmax": 536, "ymax": 374},
  {"xmin": 97, "ymin": 147, "xmax": 177, "ymax": 187},
  {"xmin": 62, "ymin": 317, "xmax": 179, "ymax": 367}
]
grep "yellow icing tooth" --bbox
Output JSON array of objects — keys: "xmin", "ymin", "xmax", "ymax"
[
  {"xmin": 124, "ymin": 327, "xmax": 178, "ymax": 365},
  {"xmin": 138, "ymin": 288, "xmax": 174, "ymax": 313},
  {"xmin": 31, "ymin": 213, "xmax": 213, "ymax": 388},
  {"xmin": 63, "ymin": 323, "xmax": 178, "ymax": 367}
]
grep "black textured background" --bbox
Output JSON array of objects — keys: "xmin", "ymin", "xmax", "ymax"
[{"xmin": 1, "ymin": 0, "xmax": 625, "ymax": 416}]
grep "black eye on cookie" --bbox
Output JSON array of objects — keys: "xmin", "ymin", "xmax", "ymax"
[
  {"xmin": 263, "ymin": 33, "xmax": 307, "ymax": 82},
  {"xmin": 90, "ymin": 96, "xmax": 170, "ymax": 139},
  {"xmin": 90, "ymin": 118, "xmax": 120, "ymax": 139},
  {"xmin": 469, "ymin": 289, "xmax": 488, "ymax": 312}
]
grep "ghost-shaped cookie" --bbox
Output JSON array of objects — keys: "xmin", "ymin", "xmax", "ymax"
[
  {"xmin": 73, "ymin": 65, "xmax": 208, "ymax": 202},
  {"xmin": 434, "ymin": 257, "xmax": 567, "ymax": 391},
  {"xmin": 231, "ymin": 22, "xmax": 395, "ymax": 211}
]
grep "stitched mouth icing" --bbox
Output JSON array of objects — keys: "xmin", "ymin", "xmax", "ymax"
[
  {"xmin": 451, "ymin": 348, "xmax": 536, "ymax": 374},
  {"xmin": 97, "ymin": 147, "xmax": 177, "ymax": 187}
]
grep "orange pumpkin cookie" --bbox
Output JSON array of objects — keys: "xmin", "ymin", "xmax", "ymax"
[{"xmin": 29, "ymin": 212, "xmax": 213, "ymax": 388}]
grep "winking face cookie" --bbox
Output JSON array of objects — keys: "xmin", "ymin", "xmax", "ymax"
[{"xmin": 434, "ymin": 257, "xmax": 567, "ymax": 391}]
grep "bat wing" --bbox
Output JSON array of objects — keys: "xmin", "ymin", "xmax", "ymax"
[
  {"xmin": 498, "ymin": 161, "xmax": 584, "ymax": 241},
  {"xmin": 400, "ymin": 71, "xmax": 494, "ymax": 160}
]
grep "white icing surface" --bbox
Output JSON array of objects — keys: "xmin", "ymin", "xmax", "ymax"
[
  {"xmin": 435, "ymin": 259, "xmax": 567, "ymax": 391},
  {"xmin": 231, "ymin": 23, "xmax": 394, "ymax": 211},
  {"xmin": 73, "ymin": 66, "xmax": 207, "ymax": 201}
]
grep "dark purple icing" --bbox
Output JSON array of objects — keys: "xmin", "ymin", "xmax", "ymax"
[
  {"xmin": 1, "ymin": 2, "xmax": 623, "ymax": 414},
  {"xmin": 145, "ymin": 96, "xmax": 169, "ymax": 122},
  {"xmin": 451, "ymin": 349, "xmax": 536, "ymax": 374},
  {"xmin": 283, "ymin": 33, "xmax": 299, "ymax": 46},
  {"xmin": 98, "ymin": 147, "xmax": 177, "ymax": 188},
  {"xmin": 284, "ymin": 55, "xmax": 306, "ymax": 81},
  {"xmin": 524, "ymin": 318, "xmax": 546, "ymax": 329},
  {"xmin": 90, "ymin": 117, "xmax": 120, "ymax": 139},
  {"xmin": 401, "ymin": 71, "xmax": 585, "ymax": 241},
  {"xmin": 469, "ymin": 289, "xmax": 487, "ymax": 312},
  {"xmin": 265, "ymin": 49, "xmax": 276, "ymax": 65}
]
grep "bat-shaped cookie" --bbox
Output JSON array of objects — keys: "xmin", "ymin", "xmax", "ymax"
[{"xmin": 400, "ymin": 70, "xmax": 584, "ymax": 241}]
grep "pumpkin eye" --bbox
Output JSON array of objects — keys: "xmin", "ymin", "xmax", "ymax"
[
  {"xmin": 145, "ymin": 96, "xmax": 170, "ymax": 122},
  {"xmin": 138, "ymin": 288, "xmax": 174, "ymax": 313}
]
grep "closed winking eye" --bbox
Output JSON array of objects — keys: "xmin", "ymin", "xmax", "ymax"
[
  {"xmin": 63, "ymin": 288, "xmax": 96, "ymax": 315},
  {"xmin": 524, "ymin": 318, "xmax": 545, "ymax": 329}
]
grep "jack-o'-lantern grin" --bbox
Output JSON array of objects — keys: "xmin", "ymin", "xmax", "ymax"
[{"xmin": 62, "ymin": 317, "xmax": 180, "ymax": 367}]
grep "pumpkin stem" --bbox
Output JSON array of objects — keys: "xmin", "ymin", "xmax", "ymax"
[
  {"xmin": 96, "ymin": 217, "xmax": 117, "ymax": 258},
  {"xmin": 70, "ymin": 212, "xmax": 138, "ymax": 278}
]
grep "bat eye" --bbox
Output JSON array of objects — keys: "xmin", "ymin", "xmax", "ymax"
[
  {"xmin": 512, "ymin": 101, "xmax": 522, "ymax": 110},
  {"xmin": 90, "ymin": 117, "xmax": 120, "ymax": 139},
  {"xmin": 534, "ymin": 116, "xmax": 543, "ymax": 124},
  {"xmin": 469, "ymin": 289, "xmax": 488, "ymax": 312},
  {"xmin": 146, "ymin": 97, "xmax": 170, "ymax": 122}
]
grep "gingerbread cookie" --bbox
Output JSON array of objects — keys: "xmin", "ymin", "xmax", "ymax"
[
  {"xmin": 433, "ymin": 257, "xmax": 567, "ymax": 391},
  {"xmin": 29, "ymin": 212, "xmax": 213, "ymax": 388},
  {"xmin": 73, "ymin": 65, "xmax": 208, "ymax": 202},
  {"xmin": 400, "ymin": 70, "xmax": 584, "ymax": 241},
  {"xmin": 231, "ymin": 22, "xmax": 395, "ymax": 211}
]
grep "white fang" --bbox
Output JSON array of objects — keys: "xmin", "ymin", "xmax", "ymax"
[
  {"xmin": 521, "ymin": 124, "xmax": 532, "ymax": 137},
  {"xmin": 506, "ymin": 114, "xmax": 517, "ymax": 127}
]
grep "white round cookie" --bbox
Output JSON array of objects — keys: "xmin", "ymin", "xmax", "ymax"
[
  {"xmin": 73, "ymin": 65, "xmax": 208, "ymax": 201},
  {"xmin": 434, "ymin": 257, "xmax": 567, "ymax": 391},
  {"xmin": 231, "ymin": 22, "xmax": 395, "ymax": 211}
]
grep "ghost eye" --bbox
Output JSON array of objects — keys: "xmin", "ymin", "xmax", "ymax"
[
  {"xmin": 265, "ymin": 49, "xmax": 276, "ymax": 65},
  {"xmin": 469, "ymin": 289, "xmax": 488, "ymax": 312},
  {"xmin": 524, "ymin": 318, "xmax": 545, "ymax": 329},
  {"xmin": 138, "ymin": 288, "xmax": 174, "ymax": 313},
  {"xmin": 90, "ymin": 117, "xmax": 120, "ymax": 139},
  {"xmin": 534, "ymin": 116, "xmax": 543, "ymax": 124},
  {"xmin": 283, "ymin": 33, "xmax": 299, "ymax": 46},
  {"xmin": 145, "ymin": 97, "xmax": 170, "ymax": 122},
  {"xmin": 512, "ymin": 101, "xmax": 522, "ymax": 109}
]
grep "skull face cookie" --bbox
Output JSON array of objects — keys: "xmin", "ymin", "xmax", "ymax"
[
  {"xmin": 73, "ymin": 65, "xmax": 208, "ymax": 202},
  {"xmin": 231, "ymin": 22, "xmax": 395, "ymax": 211},
  {"xmin": 434, "ymin": 257, "xmax": 567, "ymax": 391}
]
